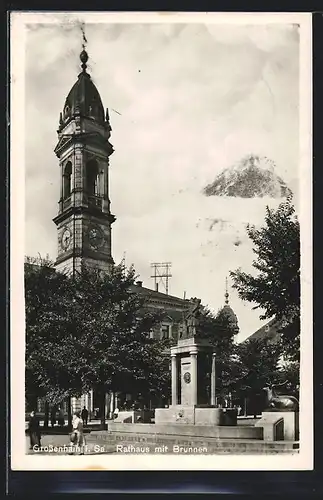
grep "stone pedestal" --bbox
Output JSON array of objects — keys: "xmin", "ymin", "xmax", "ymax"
[
  {"xmin": 114, "ymin": 410, "xmax": 152, "ymax": 424},
  {"xmin": 155, "ymin": 406, "xmax": 223, "ymax": 425},
  {"xmin": 155, "ymin": 336, "xmax": 225, "ymax": 427},
  {"xmin": 155, "ymin": 406, "xmax": 237, "ymax": 426},
  {"xmin": 255, "ymin": 411, "xmax": 299, "ymax": 441},
  {"xmin": 169, "ymin": 337, "xmax": 216, "ymax": 408}
]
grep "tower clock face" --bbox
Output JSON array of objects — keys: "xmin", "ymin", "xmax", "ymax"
[
  {"xmin": 88, "ymin": 225, "xmax": 104, "ymax": 249},
  {"xmin": 61, "ymin": 227, "xmax": 72, "ymax": 251}
]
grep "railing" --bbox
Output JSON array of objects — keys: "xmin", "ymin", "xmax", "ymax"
[
  {"xmin": 59, "ymin": 194, "xmax": 103, "ymax": 211},
  {"xmin": 88, "ymin": 195, "xmax": 103, "ymax": 210}
]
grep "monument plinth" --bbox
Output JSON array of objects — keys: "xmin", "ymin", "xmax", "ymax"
[
  {"xmin": 255, "ymin": 386, "xmax": 299, "ymax": 441},
  {"xmin": 155, "ymin": 299, "xmax": 227, "ymax": 426}
]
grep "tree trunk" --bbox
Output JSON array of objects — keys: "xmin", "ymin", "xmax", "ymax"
[
  {"xmin": 30, "ymin": 394, "xmax": 38, "ymax": 412},
  {"xmin": 44, "ymin": 401, "xmax": 49, "ymax": 428},
  {"xmin": 100, "ymin": 390, "xmax": 106, "ymax": 429},
  {"xmin": 67, "ymin": 396, "xmax": 72, "ymax": 430},
  {"xmin": 107, "ymin": 392, "xmax": 113, "ymax": 420},
  {"xmin": 26, "ymin": 394, "xmax": 38, "ymax": 413}
]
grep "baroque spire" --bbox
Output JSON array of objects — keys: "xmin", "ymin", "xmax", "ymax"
[
  {"xmin": 80, "ymin": 48, "xmax": 89, "ymax": 73},
  {"xmin": 80, "ymin": 23, "xmax": 89, "ymax": 73}
]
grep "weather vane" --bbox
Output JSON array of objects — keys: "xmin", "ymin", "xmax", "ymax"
[{"xmin": 79, "ymin": 23, "xmax": 89, "ymax": 73}]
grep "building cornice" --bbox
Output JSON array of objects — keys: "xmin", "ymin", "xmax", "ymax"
[
  {"xmin": 53, "ymin": 205, "xmax": 116, "ymax": 226},
  {"xmin": 54, "ymin": 131, "xmax": 113, "ymax": 158}
]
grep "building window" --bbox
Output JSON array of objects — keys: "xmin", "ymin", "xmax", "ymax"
[
  {"xmin": 63, "ymin": 161, "xmax": 72, "ymax": 199},
  {"xmin": 171, "ymin": 324, "xmax": 178, "ymax": 341},
  {"xmin": 161, "ymin": 324, "xmax": 171, "ymax": 339},
  {"xmin": 86, "ymin": 159, "xmax": 99, "ymax": 196}
]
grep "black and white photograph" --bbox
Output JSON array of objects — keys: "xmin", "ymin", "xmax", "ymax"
[{"xmin": 10, "ymin": 12, "xmax": 312, "ymax": 470}]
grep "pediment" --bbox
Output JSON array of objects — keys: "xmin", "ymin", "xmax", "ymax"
[{"xmin": 54, "ymin": 135, "xmax": 73, "ymax": 156}]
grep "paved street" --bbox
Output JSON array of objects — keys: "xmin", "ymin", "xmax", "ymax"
[{"xmin": 26, "ymin": 416, "xmax": 260, "ymax": 456}]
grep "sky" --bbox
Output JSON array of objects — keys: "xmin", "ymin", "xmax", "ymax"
[{"xmin": 24, "ymin": 17, "xmax": 301, "ymax": 342}]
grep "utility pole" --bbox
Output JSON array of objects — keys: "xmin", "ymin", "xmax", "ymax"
[{"xmin": 150, "ymin": 262, "xmax": 172, "ymax": 294}]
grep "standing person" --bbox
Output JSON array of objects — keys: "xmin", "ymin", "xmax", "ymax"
[
  {"xmin": 81, "ymin": 406, "xmax": 88, "ymax": 427},
  {"xmin": 28, "ymin": 411, "xmax": 41, "ymax": 449},
  {"xmin": 75, "ymin": 411, "xmax": 86, "ymax": 452},
  {"xmin": 69, "ymin": 412, "xmax": 79, "ymax": 449},
  {"xmin": 69, "ymin": 411, "xmax": 85, "ymax": 455},
  {"xmin": 58, "ymin": 407, "xmax": 65, "ymax": 427}
]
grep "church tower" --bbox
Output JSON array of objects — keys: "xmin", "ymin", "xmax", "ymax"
[{"xmin": 53, "ymin": 49, "xmax": 115, "ymax": 274}]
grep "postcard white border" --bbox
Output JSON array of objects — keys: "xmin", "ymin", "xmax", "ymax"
[{"xmin": 10, "ymin": 11, "xmax": 313, "ymax": 471}]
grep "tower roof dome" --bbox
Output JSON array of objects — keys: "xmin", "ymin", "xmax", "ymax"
[
  {"xmin": 222, "ymin": 303, "xmax": 238, "ymax": 323},
  {"xmin": 221, "ymin": 277, "xmax": 239, "ymax": 333},
  {"xmin": 61, "ymin": 50, "xmax": 105, "ymax": 126}
]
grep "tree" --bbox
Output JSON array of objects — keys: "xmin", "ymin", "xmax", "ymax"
[
  {"xmin": 199, "ymin": 304, "xmax": 239, "ymax": 398},
  {"xmin": 200, "ymin": 305, "xmax": 238, "ymax": 354},
  {"xmin": 235, "ymin": 338, "xmax": 282, "ymax": 393},
  {"xmin": 25, "ymin": 256, "xmax": 67, "ymax": 404},
  {"xmin": 233, "ymin": 337, "xmax": 282, "ymax": 415},
  {"xmin": 25, "ymin": 256, "xmax": 88, "ymax": 426},
  {"xmin": 68, "ymin": 264, "xmax": 167, "ymax": 425},
  {"xmin": 275, "ymin": 359, "xmax": 300, "ymax": 400},
  {"xmin": 135, "ymin": 337, "xmax": 172, "ymax": 408},
  {"xmin": 25, "ymin": 259, "xmax": 168, "ymax": 427},
  {"xmin": 230, "ymin": 197, "xmax": 300, "ymax": 361}
]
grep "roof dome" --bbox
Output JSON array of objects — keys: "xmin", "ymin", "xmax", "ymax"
[
  {"xmin": 220, "ymin": 277, "xmax": 239, "ymax": 334},
  {"xmin": 61, "ymin": 50, "xmax": 105, "ymax": 126},
  {"xmin": 222, "ymin": 303, "xmax": 239, "ymax": 324}
]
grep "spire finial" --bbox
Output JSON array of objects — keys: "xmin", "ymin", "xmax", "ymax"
[
  {"xmin": 79, "ymin": 23, "xmax": 88, "ymax": 73},
  {"xmin": 225, "ymin": 276, "xmax": 229, "ymax": 305}
]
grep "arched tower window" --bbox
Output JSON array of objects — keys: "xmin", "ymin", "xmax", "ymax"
[
  {"xmin": 63, "ymin": 161, "xmax": 72, "ymax": 199},
  {"xmin": 86, "ymin": 159, "xmax": 99, "ymax": 196}
]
